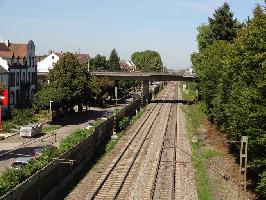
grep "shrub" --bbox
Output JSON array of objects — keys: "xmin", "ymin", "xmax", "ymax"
[
  {"xmin": 59, "ymin": 129, "xmax": 93, "ymax": 153},
  {"xmin": 257, "ymin": 171, "xmax": 266, "ymax": 198},
  {"xmin": 0, "ymin": 146, "xmax": 59, "ymax": 196},
  {"xmin": 2, "ymin": 122, "xmax": 16, "ymax": 133},
  {"xmin": 11, "ymin": 108, "xmax": 36, "ymax": 126},
  {"xmin": 118, "ymin": 117, "xmax": 130, "ymax": 132}
]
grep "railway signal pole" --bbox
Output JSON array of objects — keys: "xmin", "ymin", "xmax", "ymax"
[{"xmin": 238, "ymin": 136, "xmax": 248, "ymax": 200}]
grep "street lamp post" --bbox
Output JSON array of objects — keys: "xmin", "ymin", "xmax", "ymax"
[
  {"xmin": 49, "ymin": 100, "xmax": 53, "ymax": 122},
  {"xmin": 88, "ymin": 40, "xmax": 90, "ymax": 73}
]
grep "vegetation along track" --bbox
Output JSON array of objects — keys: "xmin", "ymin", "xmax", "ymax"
[
  {"xmin": 151, "ymin": 83, "xmax": 178, "ymax": 199},
  {"xmin": 87, "ymin": 84, "xmax": 174, "ymax": 200}
]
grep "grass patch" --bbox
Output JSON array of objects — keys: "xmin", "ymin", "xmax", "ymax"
[
  {"xmin": 184, "ymin": 103, "xmax": 214, "ymax": 200},
  {"xmin": 42, "ymin": 125, "xmax": 62, "ymax": 134},
  {"xmin": 202, "ymin": 149, "xmax": 225, "ymax": 160},
  {"xmin": 180, "ymin": 82, "xmax": 214, "ymax": 200}
]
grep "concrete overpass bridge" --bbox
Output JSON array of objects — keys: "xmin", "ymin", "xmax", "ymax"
[
  {"xmin": 91, "ymin": 71, "xmax": 197, "ymax": 104},
  {"xmin": 90, "ymin": 71, "xmax": 197, "ymax": 82}
]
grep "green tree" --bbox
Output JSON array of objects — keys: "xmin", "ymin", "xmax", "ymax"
[
  {"xmin": 47, "ymin": 53, "xmax": 90, "ymax": 111},
  {"xmin": 191, "ymin": 4, "xmax": 266, "ymax": 197},
  {"xmin": 89, "ymin": 54, "xmax": 108, "ymax": 71},
  {"xmin": 208, "ymin": 2, "xmax": 240, "ymax": 42},
  {"xmin": 131, "ymin": 50, "xmax": 163, "ymax": 72},
  {"xmin": 108, "ymin": 49, "xmax": 120, "ymax": 71},
  {"xmin": 196, "ymin": 24, "xmax": 213, "ymax": 51}
]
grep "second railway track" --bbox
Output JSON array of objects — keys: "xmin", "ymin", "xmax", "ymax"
[{"xmin": 88, "ymin": 83, "xmax": 175, "ymax": 200}]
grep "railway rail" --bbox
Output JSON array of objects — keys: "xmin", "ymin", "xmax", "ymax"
[
  {"xmin": 88, "ymin": 84, "xmax": 175, "ymax": 200},
  {"xmin": 150, "ymin": 83, "xmax": 178, "ymax": 199}
]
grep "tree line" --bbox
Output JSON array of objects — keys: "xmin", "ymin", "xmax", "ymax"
[
  {"xmin": 191, "ymin": 2, "xmax": 266, "ymax": 197},
  {"xmin": 90, "ymin": 49, "xmax": 163, "ymax": 72}
]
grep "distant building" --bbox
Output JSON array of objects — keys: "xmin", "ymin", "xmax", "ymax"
[
  {"xmin": 37, "ymin": 52, "xmax": 90, "ymax": 83},
  {"xmin": 120, "ymin": 60, "xmax": 136, "ymax": 72},
  {"xmin": 185, "ymin": 67, "xmax": 194, "ymax": 76},
  {"xmin": 0, "ymin": 40, "xmax": 37, "ymax": 108}
]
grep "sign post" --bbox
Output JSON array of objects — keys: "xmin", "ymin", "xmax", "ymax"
[{"xmin": 0, "ymin": 95, "xmax": 5, "ymax": 130}]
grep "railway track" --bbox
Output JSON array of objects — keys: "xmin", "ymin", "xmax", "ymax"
[
  {"xmin": 151, "ymin": 82, "xmax": 178, "ymax": 200},
  {"xmin": 87, "ymin": 84, "xmax": 175, "ymax": 200}
]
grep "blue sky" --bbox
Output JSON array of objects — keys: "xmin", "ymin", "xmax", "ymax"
[{"xmin": 0, "ymin": 0, "xmax": 262, "ymax": 69}]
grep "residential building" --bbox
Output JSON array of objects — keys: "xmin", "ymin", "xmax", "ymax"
[
  {"xmin": 0, "ymin": 40, "xmax": 37, "ymax": 108},
  {"xmin": 120, "ymin": 60, "xmax": 136, "ymax": 72}
]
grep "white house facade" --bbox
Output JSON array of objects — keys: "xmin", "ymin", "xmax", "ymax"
[
  {"xmin": 37, "ymin": 53, "xmax": 60, "ymax": 73},
  {"xmin": 0, "ymin": 40, "xmax": 37, "ymax": 108}
]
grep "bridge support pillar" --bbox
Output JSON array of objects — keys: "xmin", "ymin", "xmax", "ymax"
[{"xmin": 142, "ymin": 80, "xmax": 150, "ymax": 105}]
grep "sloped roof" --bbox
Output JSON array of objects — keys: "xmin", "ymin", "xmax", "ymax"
[
  {"xmin": 0, "ymin": 42, "xmax": 28, "ymax": 58},
  {"xmin": 75, "ymin": 54, "xmax": 90, "ymax": 64}
]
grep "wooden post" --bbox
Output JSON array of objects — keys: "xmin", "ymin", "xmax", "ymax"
[{"xmin": 238, "ymin": 136, "xmax": 248, "ymax": 200}]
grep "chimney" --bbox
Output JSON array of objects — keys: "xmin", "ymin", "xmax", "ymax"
[{"xmin": 5, "ymin": 40, "xmax": 10, "ymax": 47}]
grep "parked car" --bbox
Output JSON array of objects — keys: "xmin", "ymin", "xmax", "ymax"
[
  {"xmin": 11, "ymin": 157, "xmax": 34, "ymax": 170},
  {"xmin": 33, "ymin": 145, "xmax": 56, "ymax": 158}
]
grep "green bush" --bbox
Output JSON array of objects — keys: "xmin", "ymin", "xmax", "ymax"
[
  {"xmin": 59, "ymin": 128, "xmax": 93, "ymax": 153},
  {"xmin": 118, "ymin": 117, "xmax": 130, "ymax": 132},
  {"xmin": 11, "ymin": 108, "xmax": 36, "ymax": 126},
  {"xmin": 257, "ymin": 171, "xmax": 266, "ymax": 198},
  {"xmin": 0, "ymin": 146, "xmax": 59, "ymax": 196},
  {"xmin": 2, "ymin": 122, "xmax": 16, "ymax": 133}
]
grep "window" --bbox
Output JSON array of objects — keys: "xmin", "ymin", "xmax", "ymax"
[
  {"xmin": 16, "ymin": 72, "xmax": 20, "ymax": 86},
  {"xmin": 52, "ymin": 56, "xmax": 54, "ymax": 59},
  {"xmin": 28, "ymin": 72, "xmax": 31, "ymax": 82},
  {"xmin": 16, "ymin": 90, "xmax": 19, "ymax": 105},
  {"xmin": 9, "ymin": 73, "xmax": 15, "ymax": 86},
  {"xmin": 32, "ymin": 57, "xmax": 34, "ymax": 67},
  {"xmin": 9, "ymin": 91, "xmax": 14, "ymax": 105},
  {"xmin": 29, "ymin": 57, "xmax": 31, "ymax": 67},
  {"xmin": 22, "ymin": 72, "xmax": 25, "ymax": 82},
  {"xmin": 31, "ymin": 72, "xmax": 36, "ymax": 83}
]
